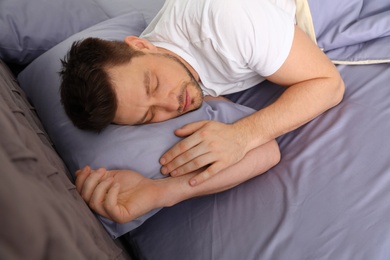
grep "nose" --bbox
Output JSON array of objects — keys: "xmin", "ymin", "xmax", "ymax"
[{"xmin": 155, "ymin": 94, "xmax": 179, "ymax": 112}]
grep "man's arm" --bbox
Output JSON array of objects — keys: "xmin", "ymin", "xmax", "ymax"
[
  {"xmin": 75, "ymin": 140, "xmax": 280, "ymax": 224},
  {"xmin": 159, "ymin": 25, "xmax": 345, "ymax": 186}
]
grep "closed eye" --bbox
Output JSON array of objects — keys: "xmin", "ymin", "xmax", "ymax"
[{"xmin": 153, "ymin": 74, "xmax": 159, "ymax": 94}]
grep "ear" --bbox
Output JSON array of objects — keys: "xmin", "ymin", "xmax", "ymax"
[{"xmin": 124, "ymin": 36, "xmax": 157, "ymax": 52}]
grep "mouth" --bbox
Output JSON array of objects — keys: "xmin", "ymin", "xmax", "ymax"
[{"xmin": 182, "ymin": 90, "xmax": 191, "ymax": 113}]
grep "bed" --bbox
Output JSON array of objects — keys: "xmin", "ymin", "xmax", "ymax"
[{"xmin": 1, "ymin": 0, "xmax": 389, "ymax": 259}]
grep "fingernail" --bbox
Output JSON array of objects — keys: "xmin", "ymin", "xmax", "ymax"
[
  {"xmin": 160, "ymin": 158, "xmax": 166, "ymax": 164},
  {"xmin": 171, "ymin": 170, "xmax": 177, "ymax": 177},
  {"xmin": 190, "ymin": 179, "xmax": 197, "ymax": 186},
  {"xmin": 161, "ymin": 166, "xmax": 167, "ymax": 175}
]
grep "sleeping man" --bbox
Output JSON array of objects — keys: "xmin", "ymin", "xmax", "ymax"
[{"xmin": 60, "ymin": 0, "xmax": 344, "ymax": 224}]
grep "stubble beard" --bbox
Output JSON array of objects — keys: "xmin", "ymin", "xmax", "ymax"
[{"xmin": 158, "ymin": 52, "xmax": 204, "ymax": 112}]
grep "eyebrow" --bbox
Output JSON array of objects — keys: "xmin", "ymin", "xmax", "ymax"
[
  {"xmin": 144, "ymin": 71, "xmax": 151, "ymax": 97},
  {"xmin": 134, "ymin": 71, "xmax": 151, "ymax": 125}
]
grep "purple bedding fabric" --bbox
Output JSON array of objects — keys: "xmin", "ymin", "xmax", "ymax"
[
  {"xmin": 308, "ymin": 0, "xmax": 390, "ymax": 63},
  {"xmin": 126, "ymin": 62, "xmax": 390, "ymax": 260},
  {"xmin": 309, "ymin": 0, "xmax": 390, "ymax": 51}
]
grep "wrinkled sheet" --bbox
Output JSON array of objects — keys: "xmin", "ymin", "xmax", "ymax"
[
  {"xmin": 126, "ymin": 61, "xmax": 390, "ymax": 260},
  {"xmin": 309, "ymin": 0, "xmax": 390, "ymax": 63}
]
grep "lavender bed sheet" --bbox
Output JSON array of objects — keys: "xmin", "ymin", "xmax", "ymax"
[{"xmin": 308, "ymin": 0, "xmax": 390, "ymax": 63}]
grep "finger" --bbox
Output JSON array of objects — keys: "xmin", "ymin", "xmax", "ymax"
[
  {"xmin": 89, "ymin": 177, "xmax": 114, "ymax": 219},
  {"xmin": 79, "ymin": 168, "xmax": 107, "ymax": 202},
  {"xmin": 104, "ymin": 182, "xmax": 122, "ymax": 223},
  {"xmin": 174, "ymin": 121, "xmax": 208, "ymax": 137},
  {"xmin": 189, "ymin": 163, "xmax": 223, "ymax": 186},
  {"xmin": 161, "ymin": 143, "xmax": 210, "ymax": 175},
  {"xmin": 160, "ymin": 134, "xmax": 201, "ymax": 166},
  {"xmin": 160, "ymin": 121, "xmax": 210, "ymax": 166},
  {"xmin": 75, "ymin": 165, "xmax": 90, "ymax": 177},
  {"xmin": 170, "ymin": 152, "xmax": 216, "ymax": 177},
  {"xmin": 75, "ymin": 166, "xmax": 92, "ymax": 193}
]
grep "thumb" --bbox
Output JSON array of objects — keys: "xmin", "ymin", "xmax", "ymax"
[{"xmin": 174, "ymin": 120, "xmax": 209, "ymax": 137}]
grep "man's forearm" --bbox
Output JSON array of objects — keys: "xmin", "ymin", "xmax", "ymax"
[
  {"xmin": 75, "ymin": 139, "xmax": 280, "ymax": 224},
  {"xmin": 159, "ymin": 140, "xmax": 280, "ymax": 207},
  {"xmin": 232, "ymin": 25, "xmax": 345, "ymax": 153},
  {"xmin": 234, "ymin": 76, "xmax": 344, "ymax": 153}
]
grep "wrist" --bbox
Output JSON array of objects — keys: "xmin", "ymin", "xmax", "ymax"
[
  {"xmin": 155, "ymin": 173, "xmax": 201, "ymax": 207},
  {"xmin": 232, "ymin": 118, "xmax": 266, "ymax": 152},
  {"xmin": 153, "ymin": 176, "xmax": 190, "ymax": 207}
]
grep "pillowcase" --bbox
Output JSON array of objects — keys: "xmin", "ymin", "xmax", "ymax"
[
  {"xmin": 17, "ymin": 12, "xmax": 255, "ymax": 238},
  {"xmin": 0, "ymin": 0, "xmax": 110, "ymax": 65}
]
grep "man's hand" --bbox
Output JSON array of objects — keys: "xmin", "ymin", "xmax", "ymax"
[
  {"xmin": 75, "ymin": 166, "xmax": 164, "ymax": 224},
  {"xmin": 160, "ymin": 120, "xmax": 250, "ymax": 186}
]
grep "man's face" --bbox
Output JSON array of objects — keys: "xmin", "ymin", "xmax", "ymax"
[{"xmin": 108, "ymin": 52, "xmax": 204, "ymax": 125}]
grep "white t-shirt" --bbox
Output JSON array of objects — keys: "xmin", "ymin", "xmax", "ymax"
[{"xmin": 141, "ymin": 0, "xmax": 296, "ymax": 96}]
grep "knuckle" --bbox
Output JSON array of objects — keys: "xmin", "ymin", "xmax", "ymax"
[
  {"xmin": 199, "ymin": 129, "xmax": 209, "ymax": 138},
  {"xmin": 178, "ymin": 142, "xmax": 188, "ymax": 151},
  {"xmin": 208, "ymin": 164, "xmax": 221, "ymax": 176},
  {"xmin": 193, "ymin": 158, "xmax": 202, "ymax": 168},
  {"xmin": 182, "ymin": 165, "xmax": 192, "ymax": 174},
  {"xmin": 182, "ymin": 152, "xmax": 192, "ymax": 161},
  {"xmin": 207, "ymin": 168, "xmax": 216, "ymax": 176},
  {"xmin": 168, "ymin": 160, "xmax": 179, "ymax": 170},
  {"xmin": 174, "ymin": 168, "xmax": 182, "ymax": 176},
  {"xmin": 207, "ymin": 141, "xmax": 218, "ymax": 149}
]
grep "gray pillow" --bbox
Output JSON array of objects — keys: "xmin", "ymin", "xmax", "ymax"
[
  {"xmin": 17, "ymin": 12, "xmax": 255, "ymax": 238},
  {"xmin": 0, "ymin": 0, "xmax": 112, "ymax": 65}
]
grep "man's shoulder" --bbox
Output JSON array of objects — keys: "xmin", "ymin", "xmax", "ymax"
[
  {"xmin": 207, "ymin": 0, "xmax": 244, "ymax": 13},
  {"xmin": 206, "ymin": 0, "xmax": 279, "ymax": 20}
]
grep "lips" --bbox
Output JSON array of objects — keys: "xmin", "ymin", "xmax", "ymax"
[{"xmin": 183, "ymin": 90, "xmax": 191, "ymax": 113}]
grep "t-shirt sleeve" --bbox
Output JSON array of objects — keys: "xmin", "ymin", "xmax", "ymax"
[{"xmin": 208, "ymin": 0, "xmax": 295, "ymax": 77}]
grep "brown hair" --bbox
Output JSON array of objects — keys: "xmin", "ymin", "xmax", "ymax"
[{"xmin": 59, "ymin": 37, "xmax": 144, "ymax": 132}]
